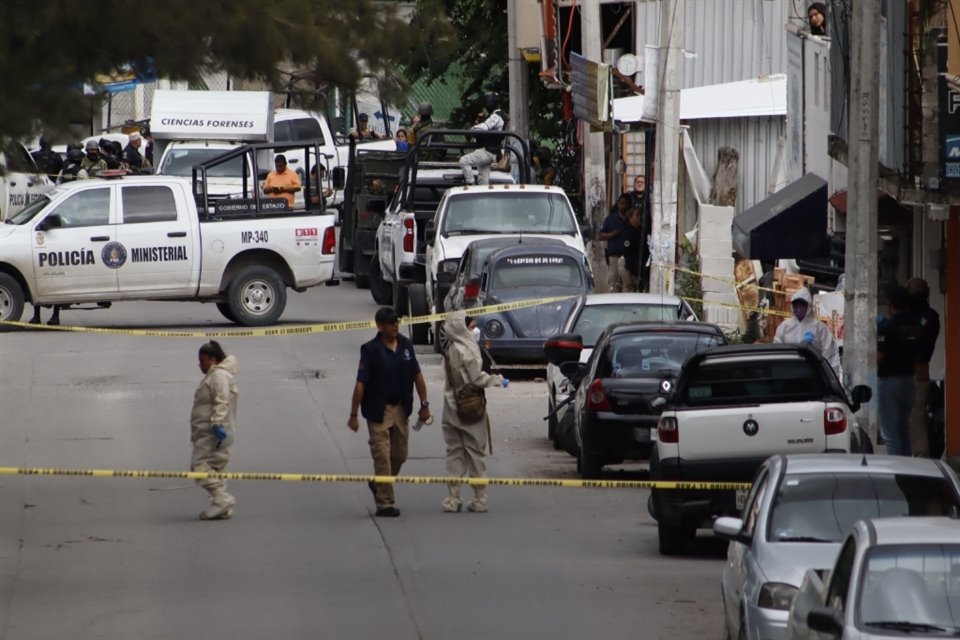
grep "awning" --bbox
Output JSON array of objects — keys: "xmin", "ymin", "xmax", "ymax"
[
  {"xmin": 828, "ymin": 188, "xmax": 899, "ymax": 214},
  {"xmin": 732, "ymin": 173, "xmax": 830, "ymax": 260}
]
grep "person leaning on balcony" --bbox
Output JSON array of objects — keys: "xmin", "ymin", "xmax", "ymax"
[{"xmin": 807, "ymin": 2, "xmax": 827, "ymax": 37}]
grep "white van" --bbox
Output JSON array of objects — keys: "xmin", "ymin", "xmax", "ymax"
[{"xmin": 0, "ymin": 141, "xmax": 54, "ymax": 222}]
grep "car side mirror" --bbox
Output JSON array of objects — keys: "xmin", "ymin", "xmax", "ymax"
[
  {"xmin": 331, "ymin": 167, "xmax": 346, "ymax": 189},
  {"xmin": 436, "ymin": 272, "xmax": 453, "ymax": 284},
  {"xmin": 806, "ymin": 607, "xmax": 844, "ymax": 636},
  {"xmin": 712, "ymin": 517, "xmax": 750, "ymax": 544},
  {"xmin": 38, "ymin": 214, "xmax": 63, "ymax": 231},
  {"xmin": 849, "ymin": 385, "xmax": 872, "ymax": 413},
  {"xmin": 425, "ymin": 220, "xmax": 437, "ymax": 244},
  {"xmin": 543, "ymin": 333, "xmax": 583, "ymax": 367}
]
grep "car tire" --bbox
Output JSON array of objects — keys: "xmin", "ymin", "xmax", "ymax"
[
  {"xmin": 657, "ymin": 522, "xmax": 687, "ymax": 556},
  {"xmin": 737, "ymin": 610, "xmax": 747, "ymax": 640},
  {"xmin": 406, "ymin": 283, "xmax": 429, "ymax": 344},
  {"xmin": 216, "ymin": 302, "xmax": 237, "ymax": 323},
  {"xmin": 226, "ymin": 266, "xmax": 286, "ymax": 326},
  {"xmin": 0, "ymin": 273, "xmax": 25, "ymax": 328},
  {"xmin": 369, "ymin": 258, "xmax": 392, "ymax": 305},
  {"xmin": 353, "ymin": 247, "xmax": 370, "ymax": 289},
  {"xmin": 392, "ymin": 279, "xmax": 408, "ymax": 316},
  {"xmin": 559, "ymin": 410, "xmax": 579, "ymax": 458},
  {"xmin": 579, "ymin": 448, "xmax": 603, "ymax": 479},
  {"xmin": 432, "ymin": 321, "xmax": 445, "ymax": 354}
]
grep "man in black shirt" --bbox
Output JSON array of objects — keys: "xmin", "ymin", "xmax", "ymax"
[
  {"xmin": 619, "ymin": 207, "xmax": 644, "ymax": 292},
  {"xmin": 348, "ymin": 307, "xmax": 431, "ymax": 516},
  {"xmin": 876, "ymin": 285, "xmax": 920, "ymax": 456},
  {"xmin": 907, "ymin": 278, "xmax": 941, "ymax": 457}
]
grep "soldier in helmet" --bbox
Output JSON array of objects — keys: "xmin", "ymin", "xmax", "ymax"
[
  {"xmin": 79, "ymin": 140, "xmax": 108, "ymax": 179},
  {"xmin": 460, "ymin": 92, "xmax": 506, "ymax": 185},
  {"xmin": 408, "ymin": 102, "xmax": 434, "ymax": 145}
]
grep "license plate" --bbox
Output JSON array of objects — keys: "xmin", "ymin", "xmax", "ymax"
[
  {"xmin": 633, "ymin": 427, "xmax": 650, "ymax": 442},
  {"xmin": 735, "ymin": 489, "xmax": 748, "ymax": 511}
]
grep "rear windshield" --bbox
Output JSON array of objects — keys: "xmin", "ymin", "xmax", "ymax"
[
  {"xmin": 491, "ymin": 255, "xmax": 582, "ymax": 288},
  {"xmin": 442, "ymin": 192, "xmax": 577, "ymax": 235},
  {"xmin": 573, "ymin": 305, "xmax": 690, "ymax": 347},
  {"xmin": 680, "ymin": 356, "xmax": 829, "ymax": 406},
  {"xmin": 597, "ymin": 332, "xmax": 725, "ymax": 378},
  {"xmin": 768, "ymin": 473, "xmax": 960, "ymax": 543}
]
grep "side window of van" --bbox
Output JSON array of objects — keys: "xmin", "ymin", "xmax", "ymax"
[
  {"xmin": 290, "ymin": 118, "xmax": 325, "ymax": 144},
  {"xmin": 274, "ymin": 121, "xmax": 293, "ymax": 143}
]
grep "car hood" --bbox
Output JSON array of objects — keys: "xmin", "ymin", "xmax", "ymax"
[
  {"xmin": 753, "ymin": 541, "xmax": 842, "ymax": 590},
  {"xmin": 485, "ymin": 289, "xmax": 581, "ymax": 339},
  {"xmin": 437, "ymin": 234, "xmax": 583, "ymax": 264}
]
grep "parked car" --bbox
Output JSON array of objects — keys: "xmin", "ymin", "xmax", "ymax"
[
  {"xmin": 713, "ymin": 454, "xmax": 960, "ymax": 640},
  {"xmin": 543, "ymin": 293, "xmax": 699, "ymax": 446},
  {"xmin": 650, "ymin": 343, "xmax": 873, "ymax": 556},
  {"xmin": 448, "ymin": 242, "xmax": 593, "ymax": 364},
  {"xmin": 787, "ymin": 516, "xmax": 960, "ymax": 639},
  {"xmin": 544, "ymin": 321, "xmax": 727, "ymax": 477}
]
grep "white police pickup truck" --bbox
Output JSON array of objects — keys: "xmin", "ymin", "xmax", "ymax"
[{"xmin": 0, "ymin": 143, "xmax": 337, "ymax": 327}]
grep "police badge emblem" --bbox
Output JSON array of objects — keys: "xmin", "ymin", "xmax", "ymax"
[{"xmin": 101, "ymin": 242, "xmax": 127, "ymax": 269}]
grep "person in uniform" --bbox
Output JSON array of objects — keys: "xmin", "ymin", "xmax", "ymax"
[
  {"xmin": 906, "ymin": 277, "xmax": 940, "ymax": 457},
  {"xmin": 597, "ymin": 194, "xmax": 630, "ymax": 292},
  {"xmin": 262, "ymin": 154, "xmax": 301, "ymax": 208},
  {"xmin": 79, "ymin": 139, "xmax": 108, "ymax": 179},
  {"xmin": 439, "ymin": 311, "xmax": 509, "ymax": 513},
  {"xmin": 619, "ymin": 207, "xmax": 644, "ymax": 293},
  {"xmin": 347, "ymin": 307, "xmax": 431, "ymax": 517},
  {"xmin": 190, "ymin": 341, "xmax": 239, "ymax": 520},
  {"xmin": 459, "ymin": 92, "xmax": 505, "ymax": 185},
  {"xmin": 408, "ymin": 103, "xmax": 435, "ymax": 145},
  {"xmin": 773, "ymin": 287, "xmax": 842, "ymax": 378},
  {"xmin": 876, "ymin": 285, "xmax": 920, "ymax": 456}
]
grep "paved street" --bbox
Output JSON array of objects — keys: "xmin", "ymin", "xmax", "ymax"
[{"xmin": 0, "ymin": 282, "xmax": 726, "ymax": 640}]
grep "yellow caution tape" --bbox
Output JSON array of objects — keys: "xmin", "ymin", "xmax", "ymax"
[
  {"xmin": 680, "ymin": 295, "xmax": 792, "ymax": 319},
  {"xmin": 0, "ymin": 466, "xmax": 751, "ymax": 491},
  {"xmin": 0, "ymin": 295, "xmax": 576, "ymax": 339},
  {"xmin": 653, "ymin": 262, "xmax": 783, "ymax": 295}
]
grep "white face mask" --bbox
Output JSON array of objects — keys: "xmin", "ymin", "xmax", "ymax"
[{"xmin": 470, "ymin": 327, "xmax": 481, "ymax": 342}]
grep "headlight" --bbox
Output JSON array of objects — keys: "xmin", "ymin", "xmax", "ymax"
[
  {"xmin": 485, "ymin": 319, "xmax": 504, "ymax": 338},
  {"xmin": 439, "ymin": 260, "xmax": 459, "ymax": 276},
  {"xmin": 757, "ymin": 583, "xmax": 798, "ymax": 610}
]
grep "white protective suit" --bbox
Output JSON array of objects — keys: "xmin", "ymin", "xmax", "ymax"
[
  {"xmin": 459, "ymin": 109, "xmax": 505, "ymax": 185},
  {"xmin": 190, "ymin": 354, "xmax": 239, "ymax": 519},
  {"xmin": 440, "ymin": 311, "xmax": 504, "ymax": 512},
  {"xmin": 773, "ymin": 288, "xmax": 842, "ymax": 378}
]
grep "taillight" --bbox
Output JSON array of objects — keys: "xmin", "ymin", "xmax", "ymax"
[
  {"xmin": 402, "ymin": 217, "xmax": 415, "ymax": 253},
  {"xmin": 586, "ymin": 378, "xmax": 611, "ymax": 411},
  {"xmin": 321, "ymin": 226, "xmax": 336, "ymax": 255},
  {"xmin": 824, "ymin": 407, "xmax": 846, "ymax": 435},
  {"xmin": 658, "ymin": 416, "xmax": 679, "ymax": 443},
  {"xmin": 464, "ymin": 279, "xmax": 480, "ymax": 300}
]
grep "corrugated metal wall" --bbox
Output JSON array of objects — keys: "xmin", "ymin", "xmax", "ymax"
[{"xmin": 633, "ymin": 0, "xmax": 795, "ymax": 88}]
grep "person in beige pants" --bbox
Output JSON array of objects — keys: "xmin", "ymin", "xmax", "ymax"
[
  {"xmin": 440, "ymin": 311, "xmax": 508, "ymax": 513},
  {"xmin": 190, "ymin": 340, "xmax": 239, "ymax": 520}
]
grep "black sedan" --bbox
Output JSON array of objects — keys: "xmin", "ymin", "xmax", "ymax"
[
  {"xmin": 545, "ymin": 322, "xmax": 727, "ymax": 478},
  {"xmin": 448, "ymin": 243, "xmax": 593, "ymax": 364}
]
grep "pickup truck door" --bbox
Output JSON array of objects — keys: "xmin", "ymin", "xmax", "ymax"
[
  {"xmin": 114, "ymin": 184, "xmax": 197, "ymax": 296},
  {"xmin": 32, "ymin": 185, "xmax": 119, "ymax": 299}
]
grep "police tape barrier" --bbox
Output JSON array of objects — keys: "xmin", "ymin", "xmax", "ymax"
[
  {"xmin": 652, "ymin": 262, "xmax": 783, "ymax": 296},
  {"xmin": 0, "ymin": 466, "xmax": 752, "ymax": 491},
  {"xmin": 0, "ymin": 295, "xmax": 577, "ymax": 339}
]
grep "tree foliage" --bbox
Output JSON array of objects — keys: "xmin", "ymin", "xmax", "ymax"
[{"xmin": 0, "ymin": 0, "xmax": 456, "ymax": 141}]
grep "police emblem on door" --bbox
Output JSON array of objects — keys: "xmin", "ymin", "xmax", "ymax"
[
  {"xmin": 743, "ymin": 419, "xmax": 759, "ymax": 436},
  {"xmin": 101, "ymin": 242, "xmax": 127, "ymax": 269}
]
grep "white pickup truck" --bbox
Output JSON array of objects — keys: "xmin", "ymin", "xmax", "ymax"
[
  {"xmin": 649, "ymin": 343, "xmax": 873, "ymax": 555},
  {"xmin": 0, "ymin": 143, "xmax": 337, "ymax": 327}
]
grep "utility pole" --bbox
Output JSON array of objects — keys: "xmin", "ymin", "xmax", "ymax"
[
  {"xmin": 507, "ymin": 0, "xmax": 529, "ymax": 138},
  {"xmin": 649, "ymin": 0, "xmax": 683, "ymax": 295},
  {"xmin": 581, "ymin": 0, "xmax": 609, "ymax": 290},
  {"xmin": 844, "ymin": 0, "xmax": 880, "ymax": 439}
]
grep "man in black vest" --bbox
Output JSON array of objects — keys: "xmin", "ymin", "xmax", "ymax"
[{"xmin": 348, "ymin": 307, "xmax": 431, "ymax": 517}]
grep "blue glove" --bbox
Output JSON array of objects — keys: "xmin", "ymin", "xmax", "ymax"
[
  {"xmin": 501, "ymin": 378, "xmax": 510, "ymax": 388},
  {"xmin": 803, "ymin": 331, "xmax": 815, "ymax": 344},
  {"xmin": 212, "ymin": 425, "xmax": 227, "ymax": 446}
]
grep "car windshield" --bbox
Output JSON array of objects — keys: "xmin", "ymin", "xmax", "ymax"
[
  {"xmin": 160, "ymin": 148, "xmax": 246, "ymax": 178},
  {"xmin": 681, "ymin": 356, "xmax": 829, "ymax": 406},
  {"xmin": 858, "ymin": 544, "xmax": 960, "ymax": 634},
  {"xmin": 573, "ymin": 304, "xmax": 688, "ymax": 347},
  {"xmin": 768, "ymin": 473, "xmax": 960, "ymax": 543},
  {"xmin": 441, "ymin": 192, "xmax": 577, "ymax": 235},
  {"xmin": 6, "ymin": 195, "xmax": 51, "ymax": 225},
  {"xmin": 597, "ymin": 332, "xmax": 725, "ymax": 379},
  {"xmin": 491, "ymin": 255, "xmax": 582, "ymax": 289}
]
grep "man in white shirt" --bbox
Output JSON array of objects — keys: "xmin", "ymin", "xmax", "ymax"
[{"xmin": 773, "ymin": 287, "xmax": 842, "ymax": 378}]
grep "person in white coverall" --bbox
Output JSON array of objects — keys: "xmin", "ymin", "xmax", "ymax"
[
  {"xmin": 440, "ymin": 311, "xmax": 509, "ymax": 513},
  {"xmin": 190, "ymin": 340, "xmax": 239, "ymax": 520},
  {"xmin": 773, "ymin": 288, "xmax": 842, "ymax": 378},
  {"xmin": 459, "ymin": 92, "xmax": 505, "ymax": 186}
]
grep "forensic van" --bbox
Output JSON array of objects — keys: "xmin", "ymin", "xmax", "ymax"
[{"xmin": 0, "ymin": 142, "xmax": 337, "ymax": 327}]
